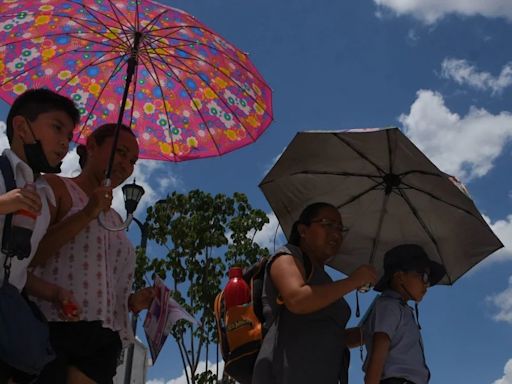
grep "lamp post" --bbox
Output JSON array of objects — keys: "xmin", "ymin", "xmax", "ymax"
[
  {"xmin": 124, "ymin": 215, "xmax": 148, "ymax": 384},
  {"xmin": 124, "ymin": 197, "xmax": 167, "ymax": 384}
]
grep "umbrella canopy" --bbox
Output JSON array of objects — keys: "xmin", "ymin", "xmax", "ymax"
[
  {"xmin": 0, "ymin": 0, "xmax": 273, "ymax": 162},
  {"xmin": 260, "ymin": 128, "xmax": 503, "ymax": 285}
]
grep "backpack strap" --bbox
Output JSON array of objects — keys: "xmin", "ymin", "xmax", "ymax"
[{"xmin": 0, "ymin": 155, "xmax": 16, "ymax": 280}]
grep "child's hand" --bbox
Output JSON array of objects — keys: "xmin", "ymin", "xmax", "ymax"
[
  {"xmin": 0, "ymin": 186, "xmax": 42, "ymax": 215},
  {"xmin": 82, "ymin": 186, "xmax": 113, "ymax": 219},
  {"xmin": 53, "ymin": 287, "xmax": 81, "ymax": 321},
  {"xmin": 128, "ymin": 287, "xmax": 157, "ymax": 314}
]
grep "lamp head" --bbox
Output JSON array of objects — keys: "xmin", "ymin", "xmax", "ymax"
[{"xmin": 122, "ymin": 179, "xmax": 145, "ymax": 215}]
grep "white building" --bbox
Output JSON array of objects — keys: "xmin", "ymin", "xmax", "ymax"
[{"xmin": 114, "ymin": 340, "xmax": 151, "ymax": 384}]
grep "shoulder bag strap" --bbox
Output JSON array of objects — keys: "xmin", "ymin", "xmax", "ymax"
[{"xmin": 0, "ymin": 155, "xmax": 16, "ymax": 280}]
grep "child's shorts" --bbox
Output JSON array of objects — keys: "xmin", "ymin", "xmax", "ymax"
[{"xmin": 35, "ymin": 321, "xmax": 122, "ymax": 384}]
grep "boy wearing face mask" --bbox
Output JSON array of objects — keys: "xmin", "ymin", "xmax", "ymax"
[
  {"xmin": 0, "ymin": 88, "xmax": 81, "ymax": 382},
  {"xmin": 362, "ymin": 244, "xmax": 446, "ymax": 384}
]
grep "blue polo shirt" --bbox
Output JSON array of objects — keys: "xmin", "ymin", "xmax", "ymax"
[{"xmin": 363, "ymin": 290, "xmax": 430, "ymax": 384}]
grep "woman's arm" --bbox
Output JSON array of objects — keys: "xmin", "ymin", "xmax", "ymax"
[
  {"xmin": 345, "ymin": 326, "xmax": 364, "ymax": 348},
  {"xmin": 30, "ymin": 175, "xmax": 112, "ymax": 266},
  {"xmin": 270, "ymin": 254, "xmax": 376, "ymax": 314},
  {"xmin": 364, "ymin": 332, "xmax": 390, "ymax": 384},
  {"xmin": 128, "ymin": 287, "xmax": 156, "ymax": 314},
  {"xmin": 25, "ymin": 272, "xmax": 80, "ymax": 321}
]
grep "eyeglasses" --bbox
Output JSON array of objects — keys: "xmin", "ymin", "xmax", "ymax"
[
  {"xmin": 409, "ymin": 270, "xmax": 430, "ymax": 284},
  {"xmin": 310, "ymin": 219, "xmax": 349, "ymax": 234}
]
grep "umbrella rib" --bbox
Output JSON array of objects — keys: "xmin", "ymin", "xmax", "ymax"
[
  {"xmin": 107, "ymin": 0, "xmax": 137, "ymax": 32},
  {"xmin": 291, "ymin": 170, "xmax": 383, "ymax": 180},
  {"xmin": 105, "ymin": 1, "xmax": 137, "ymax": 44},
  {"xmin": 137, "ymin": 54, "xmax": 179, "ymax": 161},
  {"xmin": 396, "ymin": 188, "xmax": 453, "ymax": 284},
  {"xmin": 142, "ymin": 46, "xmax": 222, "ymax": 156},
  {"xmin": 399, "ymin": 181, "xmax": 487, "ymax": 223},
  {"xmin": 0, "ymin": 42, "xmax": 125, "ymax": 87},
  {"xmin": 335, "ymin": 181, "xmax": 386, "ymax": 209},
  {"xmin": 147, "ymin": 42, "xmax": 270, "ymax": 137},
  {"xmin": 69, "ymin": 1, "xmax": 135, "ymax": 32},
  {"xmin": 73, "ymin": 57, "xmax": 129, "ymax": 139},
  {"xmin": 333, "ymin": 134, "xmax": 388, "ymax": 175},
  {"xmin": 0, "ymin": 32, "xmax": 120, "ymax": 52},
  {"xmin": 144, "ymin": 28, "xmax": 270, "ymax": 92},
  {"xmin": 386, "ymin": 128, "xmax": 395, "ymax": 174}
]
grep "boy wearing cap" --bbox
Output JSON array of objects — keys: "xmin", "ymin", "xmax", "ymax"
[{"xmin": 362, "ymin": 244, "xmax": 446, "ymax": 384}]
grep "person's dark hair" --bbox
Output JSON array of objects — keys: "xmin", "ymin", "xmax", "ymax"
[
  {"xmin": 76, "ymin": 123, "xmax": 135, "ymax": 169},
  {"xmin": 288, "ymin": 202, "xmax": 337, "ymax": 245},
  {"xmin": 5, "ymin": 88, "xmax": 80, "ymax": 143}
]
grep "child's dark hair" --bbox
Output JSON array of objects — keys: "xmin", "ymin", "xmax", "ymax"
[
  {"xmin": 76, "ymin": 123, "xmax": 135, "ymax": 169},
  {"xmin": 288, "ymin": 202, "xmax": 337, "ymax": 245},
  {"xmin": 6, "ymin": 88, "xmax": 80, "ymax": 143}
]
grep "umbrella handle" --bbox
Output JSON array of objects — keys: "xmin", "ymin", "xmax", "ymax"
[
  {"xmin": 96, "ymin": 177, "xmax": 132, "ymax": 231},
  {"xmin": 98, "ymin": 211, "xmax": 133, "ymax": 232}
]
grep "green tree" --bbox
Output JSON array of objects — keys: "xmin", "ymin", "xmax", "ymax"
[{"xmin": 141, "ymin": 190, "xmax": 270, "ymax": 383}]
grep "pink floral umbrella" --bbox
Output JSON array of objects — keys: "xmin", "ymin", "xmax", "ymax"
[{"xmin": 0, "ymin": 0, "xmax": 273, "ymax": 170}]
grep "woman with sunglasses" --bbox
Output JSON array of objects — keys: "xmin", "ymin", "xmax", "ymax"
[{"xmin": 253, "ymin": 202, "xmax": 378, "ymax": 384}]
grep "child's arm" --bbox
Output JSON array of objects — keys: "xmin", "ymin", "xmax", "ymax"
[
  {"xmin": 364, "ymin": 332, "xmax": 391, "ymax": 384},
  {"xmin": 25, "ymin": 272, "xmax": 80, "ymax": 321},
  {"xmin": 0, "ymin": 185, "xmax": 41, "ymax": 214}
]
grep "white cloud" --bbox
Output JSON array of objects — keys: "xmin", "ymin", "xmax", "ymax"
[
  {"xmin": 487, "ymin": 215, "xmax": 512, "ymax": 263},
  {"xmin": 399, "ymin": 89, "xmax": 512, "ymax": 181},
  {"xmin": 374, "ymin": 0, "xmax": 512, "ymax": 24},
  {"xmin": 493, "ymin": 359, "xmax": 512, "ymax": 384},
  {"xmin": 441, "ymin": 58, "xmax": 512, "ymax": 94},
  {"xmin": 262, "ymin": 147, "xmax": 285, "ymax": 178},
  {"xmin": 146, "ymin": 360, "xmax": 224, "ymax": 384},
  {"xmin": 253, "ymin": 211, "xmax": 285, "ymax": 253},
  {"xmin": 0, "ymin": 121, "xmax": 9, "ymax": 150},
  {"xmin": 488, "ymin": 275, "xmax": 512, "ymax": 325}
]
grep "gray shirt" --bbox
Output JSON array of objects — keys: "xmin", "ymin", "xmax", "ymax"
[
  {"xmin": 253, "ymin": 244, "xmax": 352, "ymax": 384},
  {"xmin": 363, "ymin": 290, "xmax": 430, "ymax": 384}
]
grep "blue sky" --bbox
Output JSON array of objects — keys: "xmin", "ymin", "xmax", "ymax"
[{"xmin": 1, "ymin": 0, "xmax": 512, "ymax": 383}]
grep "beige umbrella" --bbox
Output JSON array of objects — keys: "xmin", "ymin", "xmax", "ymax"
[{"xmin": 260, "ymin": 127, "xmax": 503, "ymax": 284}]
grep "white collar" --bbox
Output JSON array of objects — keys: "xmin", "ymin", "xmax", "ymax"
[{"xmin": 2, "ymin": 148, "xmax": 56, "ymax": 206}]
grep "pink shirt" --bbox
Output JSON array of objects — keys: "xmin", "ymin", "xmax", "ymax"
[{"xmin": 32, "ymin": 178, "xmax": 135, "ymax": 344}]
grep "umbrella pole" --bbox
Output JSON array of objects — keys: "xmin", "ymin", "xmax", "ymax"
[
  {"xmin": 98, "ymin": 32, "xmax": 142, "ymax": 232},
  {"xmin": 105, "ymin": 31, "xmax": 142, "ymax": 180}
]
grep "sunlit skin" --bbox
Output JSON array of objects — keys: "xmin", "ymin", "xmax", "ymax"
[
  {"xmin": 390, "ymin": 269, "xmax": 431, "ymax": 302},
  {"xmin": 12, "ymin": 111, "xmax": 75, "ymax": 167},
  {"xmin": 85, "ymin": 130, "xmax": 139, "ymax": 189},
  {"xmin": 298, "ymin": 206, "xmax": 344, "ymax": 266}
]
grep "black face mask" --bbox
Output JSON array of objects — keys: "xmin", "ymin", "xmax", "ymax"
[{"xmin": 23, "ymin": 119, "xmax": 62, "ymax": 174}]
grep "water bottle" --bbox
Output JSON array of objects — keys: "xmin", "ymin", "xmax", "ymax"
[
  {"xmin": 10, "ymin": 183, "xmax": 37, "ymax": 260},
  {"xmin": 224, "ymin": 267, "xmax": 251, "ymax": 309}
]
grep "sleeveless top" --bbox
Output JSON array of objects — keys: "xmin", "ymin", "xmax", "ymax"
[
  {"xmin": 32, "ymin": 178, "xmax": 135, "ymax": 344},
  {"xmin": 252, "ymin": 244, "xmax": 352, "ymax": 384}
]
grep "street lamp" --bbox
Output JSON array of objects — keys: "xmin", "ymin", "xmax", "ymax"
[
  {"xmin": 124, "ymin": 198, "xmax": 166, "ymax": 384},
  {"xmin": 98, "ymin": 179, "xmax": 145, "ymax": 231}
]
